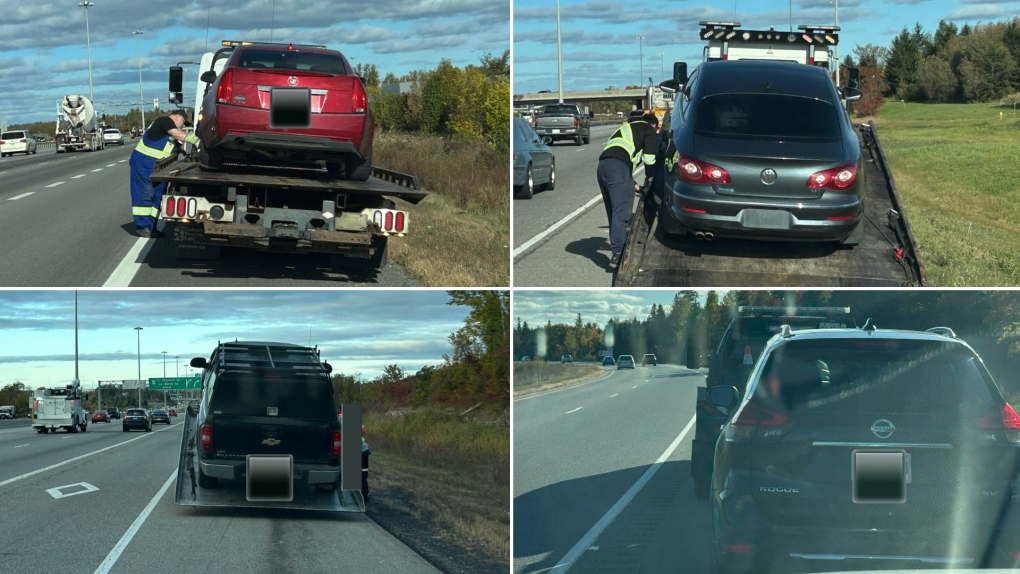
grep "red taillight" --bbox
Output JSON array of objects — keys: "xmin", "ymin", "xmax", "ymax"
[
  {"xmin": 574, "ymin": 117, "xmax": 579, "ymax": 127},
  {"xmin": 807, "ymin": 162, "xmax": 857, "ymax": 190},
  {"xmin": 352, "ymin": 81, "xmax": 367, "ymax": 113},
  {"xmin": 721, "ymin": 53, "xmax": 729, "ymax": 61},
  {"xmin": 978, "ymin": 405, "xmax": 1020, "ymax": 430},
  {"xmin": 512, "ymin": 152, "xmax": 517, "ymax": 160},
  {"xmin": 1004, "ymin": 405, "xmax": 1020, "ymax": 430},
  {"xmin": 19, "ymin": 139, "xmax": 26, "ymax": 143},
  {"xmin": 287, "ymin": 43, "xmax": 295, "ymax": 51},
  {"xmin": 808, "ymin": 56, "xmax": 815, "ymax": 66},
  {"xmin": 676, "ymin": 153, "xmax": 730, "ymax": 184},
  {"xmin": 384, "ymin": 211, "xmax": 394, "ymax": 231},
  {"xmin": 728, "ymin": 400, "xmax": 787, "ymax": 439},
  {"xmin": 827, "ymin": 215, "xmax": 853, "ymax": 221},
  {"xmin": 166, "ymin": 197, "xmax": 176, "ymax": 217},
  {"xmin": 200, "ymin": 424, "xmax": 212, "ymax": 452},
  {"xmin": 331, "ymin": 430, "xmax": 341, "ymax": 458},
  {"xmin": 216, "ymin": 69, "xmax": 233, "ymax": 104},
  {"xmin": 177, "ymin": 198, "xmax": 186, "ymax": 217},
  {"xmin": 395, "ymin": 212, "xmax": 405, "ymax": 233},
  {"xmin": 680, "ymin": 206, "xmax": 707, "ymax": 214}
]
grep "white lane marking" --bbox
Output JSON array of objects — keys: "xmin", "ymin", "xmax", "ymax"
[
  {"xmin": 632, "ymin": 385, "xmax": 638, "ymax": 389},
  {"xmin": 45, "ymin": 182, "xmax": 65, "ymax": 188},
  {"xmin": 0, "ymin": 423, "xmax": 180, "ymax": 488},
  {"xmin": 102, "ymin": 236, "xmax": 158, "ymax": 287},
  {"xmin": 0, "ymin": 171, "xmax": 7, "ymax": 175},
  {"xmin": 565, "ymin": 407, "xmax": 582, "ymax": 414},
  {"xmin": 118, "ymin": 160, "xmax": 126, "ymax": 163},
  {"xmin": 105, "ymin": 164, "xmax": 115, "ymax": 167},
  {"xmin": 13, "ymin": 444, "xmax": 28, "ymax": 448},
  {"xmin": 91, "ymin": 168, "xmax": 103, "ymax": 172},
  {"xmin": 609, "ymin": 394, "xmax": 618, "ymax": 398},
  {"xmin": 93, "ymin": 469, "xmax": 177, "ymax": 574},
  {"xmin": 72, "ymin": 174, "xmax": 86, "ymax": 179},
  {"xmin": 513, "ymin": 165, "xmax": 644, "ymax": 259},
  {"xmin": 47, "ymin": 482, "xmax": 99, "ymax": 499},
  {"xmin": 7, "ymin": 192, "xmax": 34, "ymax": 201},
  {"xmin": 549, "ymin": 415, "xmax": 697, "ymax": 574},
  {"xmin": 63, "ymin": 436, "xmax": 73, "ymax": 439}
]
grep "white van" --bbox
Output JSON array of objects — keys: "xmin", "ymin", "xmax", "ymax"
[{"xmin": 1, "ymin": 130, "xmax": 37, "ymax": 156}]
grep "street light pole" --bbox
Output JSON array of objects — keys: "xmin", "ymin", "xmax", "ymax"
[
  {"xmin": 658, "ymin": 51, "xmax": 664, "ymax": 83},
  {"xmin": 133, "ymin": 30, "xmax": 145, "ymax": 133},
  {"xmin": 79, "ymin": 2, "xmax": 96, "ymax": 102},
  {"xmin": 834, "ymin": 0, "xmax": 840, "ymax": 87},
  {"xmin": 134, "ymin": 327, "xmax": 143, "ymax": 407},
  {"xmin": 636, "ymin": 35, "xmax": 645, "ymax": 87},
  {"xmin": 556, "ymin": 0, "xmax": 564, "ymax": 104}
]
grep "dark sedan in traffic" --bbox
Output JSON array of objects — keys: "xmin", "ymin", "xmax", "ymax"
[
  {"xmin": 122, "ymin": 408, "xmax": 152, "ymax": 432},
  {"xmin": 659, "ymin": 60, "xmax": 865, "ymax": 245},
  {"xmin": 150, "ymin": 409, "xmax": 171, "ymax": 424},
  {"xmin": 513, "ymin": 117, "xmax": 555, "ymax": 199}
]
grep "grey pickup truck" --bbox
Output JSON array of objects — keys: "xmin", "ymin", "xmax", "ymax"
[{"xmin": 533, "ymin": 103, "xmax": 592, "ymax": 145}]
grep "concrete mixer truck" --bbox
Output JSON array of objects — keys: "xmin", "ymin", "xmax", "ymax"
[{"xmin": 54, "ymin": 94, "xmax": 104, "ymax": 153}]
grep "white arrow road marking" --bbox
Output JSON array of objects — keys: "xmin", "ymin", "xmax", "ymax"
[{"xmin": 47, "ymin": 482, "xmax": 99, "ymax": 499}]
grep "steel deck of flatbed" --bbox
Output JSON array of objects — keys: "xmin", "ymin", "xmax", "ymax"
[
  {"xmin": 150, "ymin": 158, "xmax": 427, "ymax": 205},
  {"xmin": 613, "ymin": 121, "xmax": 926, "ymax": 287}
]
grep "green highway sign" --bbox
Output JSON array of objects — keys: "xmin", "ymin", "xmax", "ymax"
[{"xmin": 147, "ymin": 376, "xmax": 201, "ymax": 390}]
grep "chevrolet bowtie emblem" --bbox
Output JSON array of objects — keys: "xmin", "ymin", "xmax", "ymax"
[{"xmin": 262, "ymin": 438, "xmax": 281, "ymax": 446}]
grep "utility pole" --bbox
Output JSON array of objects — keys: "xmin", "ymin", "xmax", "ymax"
[
  {"xmin": 556, "ymin": 0, "xmax": 564, "ymax": 104},
  {"xmin": 79, "ymin": 2, "xmax": 95, "ymax": 101},
  {"xmin": 637, "ymin": 35, "xmax": 645, "ymax": 87},
  {"xmin": 658, "ymin": 51, "xmax": 664, "ymax": 83},
  {"xmin": 134, "ymin": 327, "xmax": 143, "ymax": 407},
  {"xmin": 834, "ymin": 0, "xmax": 840, "ymax": 88},
  {"xmin": 133, "ymin": 30, "xmax": 145, "ymax": 133}
]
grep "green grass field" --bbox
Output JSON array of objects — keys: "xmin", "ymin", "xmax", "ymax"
[
  {"xmin": 513, "ymin": 362, "xmax": 604, "ymax": 395},
  {"xmin": 869, "ymin": 102, "xmax": 1020, "ymax": 286}
]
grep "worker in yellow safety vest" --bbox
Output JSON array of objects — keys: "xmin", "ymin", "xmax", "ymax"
[
  {"xmin": 128, "ymin": 109, "xmax": 199, "ymax": 238},
  {"xmin": 597, "ymin": 113, "xmax": 659, "ymax": 268}
]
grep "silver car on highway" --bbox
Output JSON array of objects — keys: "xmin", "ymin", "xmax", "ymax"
[
  {"xmin": 513, "ymin": 117, "xmax": 555, "ymax": 200},
  {"xmin": 102, "ymin": 128, "xmax": 125, "ymax": 146},
  {"xmin": 1, "ymin": 130, "xmax": 38, "ymax": 156}
]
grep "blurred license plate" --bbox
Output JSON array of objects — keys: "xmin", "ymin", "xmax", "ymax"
[
  {"xmin": 552, "ymin": 129, "xmax": 560, "ymax": 134},
  {"xmin": 742, "ymin": 209, "xmax": 790, "ymax": 230}
]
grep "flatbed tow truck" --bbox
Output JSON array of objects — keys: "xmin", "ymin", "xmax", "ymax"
[{"xmin": 614, "ymin": 22, "xmax": 926, "ymax": 287}]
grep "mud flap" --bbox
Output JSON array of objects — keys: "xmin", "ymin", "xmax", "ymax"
[{"xmin": 174, "ymin": 401, "xmax": 365, "ymax": 512}]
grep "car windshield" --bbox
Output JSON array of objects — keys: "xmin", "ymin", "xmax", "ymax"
[
  {"xmin": 237, "ymin": 49, "xmax": 346, "ymax": 74},
  {"xmin": 694, "ymin": 94, "xmax": 841, "ymax": 141}
]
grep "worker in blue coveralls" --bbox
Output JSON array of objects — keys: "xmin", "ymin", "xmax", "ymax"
[{"xmin": 129, "ymin": 109, "xmax": 199, "ymax": 237}]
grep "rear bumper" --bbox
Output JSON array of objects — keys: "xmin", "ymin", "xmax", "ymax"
[
  {"xmin": 664, "ymin": 180, "xmax": 863, "ymax": 241},
  {"xmin": 173, "ymin": 220, "xmax": 384, "ymax": 256},
  {"xmin": 200, "ymin": 458, "xmax": 340, "ymax": 485},
  {"xmin": 204, "ymin": 105, "xmax": 370, "ymax": 159},
  {"xmin": 123, "ymin": 421, "xmax": 150, "ymax": 429},
  {"xmin": 535, "ymin": 128, "xmax": 580, "ymax": 140}
]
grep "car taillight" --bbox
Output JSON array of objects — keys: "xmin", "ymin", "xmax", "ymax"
[
  {"xmin": 177, "ymin": 198, "xmax": 187, "ymax": 217},
  {"xmin": 20, "ymin": 139, "xmax": 26, "ymax": 143},
  {"xmin": 978, "ymin": 405, "xmax": 1020, "ymax": 443},
  {"xmin": 676, "ymin": 153, "xmax": 730, "ymax": 184},
  {"xmin": 807, "ymin": 162, "xmax": 857, "ymax": 190},
  {"xmin": 166, "ymin": 197, "xmax": 176, "ymax": 217},
  {"xmin": 726, "ymin": 400, "xmax": 787, "ymax": 440},
  {"xmin": 216, "ymin": 69, "xmax": 233, "ymax": 104},
  {"xmin": 395, "ymin": 212, "xmax": 405, "ymax": 233},
  {"xmin": 384, "ymin": 211, "xmax": 394, "ymax": 231},
  {"xmin": 512, "ymin": 152, "xmax": 517, "ymax": 160},
  {"xmin": 574, "ymin": 117, "xmax": 579, "ymax": 127},
  {"xmin": 200, "ymin": 424, "xmax": 212, "ymax": 451},
  {"xmin": 352, "ymin": 81, "xmax": 367, "ymax": 113},
  {"xmin": 331, "ymin": 430, "xmax": 341, "ymax": 458}
]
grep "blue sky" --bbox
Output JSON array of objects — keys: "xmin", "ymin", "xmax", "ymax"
[
  {"xmin": 513, "ymin": 290, "xmax": 729, "ymax": 327},
  {"xmin": 0, "ymin": 290, "xmax": 470, "ymax": 390},
  {"xmin": 512, "ymin": 0, "xmax": 1020, "ymax": 93},
  {"xmin": 0, "ymin": 0, "xmax": 509, "ymax": 124}
]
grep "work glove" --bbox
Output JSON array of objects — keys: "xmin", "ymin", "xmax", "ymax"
[{"xmin": 184, "ymin": 133, "xmax": 201, "ymax": 146}]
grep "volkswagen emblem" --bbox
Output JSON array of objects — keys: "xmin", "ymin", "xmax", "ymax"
[
  {"xmin": 760, "ymin": 168, "xmax": 777, "ymax": 185},
  {"xmin": 871, "ymin": 419, "xmax": 895, "ymax": 439},
  {"xmin": 288, "ymin": 76, "xmax": 298, "ymax": 86}
]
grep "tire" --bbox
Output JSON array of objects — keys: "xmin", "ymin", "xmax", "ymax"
[
  {"xmin": 330, "ymin": 235, "xmax": 388, "ymax": 269},
  {"xmin": 32, "ymin": 149, "xmax": 37, "ymax": 155},
  {"xmin": 145, "ymin": 425, "xmax": 151, "ymax": 432},
  {"xmin": 197, "ymin": 145, "xmax": 223, "ymax": 171},
  {"xmin": 545, "ymin": 159, "xmax": 556, "ymax": 191},
  {"xmin": 123, "ymin": 427, "xmax": 128, "ymax": 432},
  {"xmin": 515, "ymin": 165, "xmax": 534, "ymax": 199},
  {"xmin": 575, "ymin": 134, "xmax": 583, "ymax": 146},
  {"xmin": 80, "ymin": 424, "xmax": 87, "ymax": 433},
  {"xmin": 841, "ymin": 218, "xmax": 865, "ymax": 246},
  {"xmin": 694, "ymin": 478, "xmax": 710, "ymax": 500},
  {"xmin": 344, "ymin": 149, "xmax": 373, "ymax": 182},
  {"xmin": 583, "ymin": 133, "xmax": 591, "ymax": 144},
  {"xmin": 197, "ymin": 466, "xmax": 218, "ymax": 489}
]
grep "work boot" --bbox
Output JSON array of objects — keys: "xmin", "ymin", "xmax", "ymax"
[
  {"xmin": 609, "ymin": 252, "xmax": 621, "ymax": 269},
  {"xmin": 137, "ymin": 227, "xmax": 165, "ymax": 238}
]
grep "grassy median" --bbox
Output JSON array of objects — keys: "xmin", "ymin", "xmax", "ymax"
[
  {"xmin": 868, "ymin": 102, "xmax": 1020, "ymax": 286},
  {"xmin": 513, "ymin": 362, "xmax": 605, "ymax": 395},
  {"xmin": 363, "ymin": 407, "xmax": 509, "ymax": 567},
  {"xmin": 373, "ymin": 132, "xmax": 510, "ymax": 287}
]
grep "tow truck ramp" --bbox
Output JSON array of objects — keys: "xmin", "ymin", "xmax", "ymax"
[
  {"xmin": 614, "ymin": 122, "xmax": 926, "ymax": 287},
  {"xmin": 174, "ymin": 402, "xmax": 365, "ymax": 512}
]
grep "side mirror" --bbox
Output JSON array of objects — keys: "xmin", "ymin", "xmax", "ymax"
[
  {"xmin": 843, "ymin": 87, "xmax": 863, "ymax": 102},
  {"xmin": 847, "ymin": 67, "xmax": 861, "ymax": 91},
  {"xmin": 673, "ymin": 62, "xmax": 688, "ymax": 85},
  {"xmin": 200, "ymin": 71, "xmax": 216, "ymax": 84},
  {"xmin": 708, "ymin": 385, "xmax": 740, "ymax": 409},
  {"xmin": 169, "ymin": 66, "xmax": 184, "ymax": 93},
  {"xmin": 541, "ymin": 136, "xmax": 553, "ymax": 145},
  {"xmin": 658, "ymin": 79, "xmax": 679, "ymax": 93},
  {"xmin": 190, "ymin": 357, "xmax": 208, "ymax": 369}
]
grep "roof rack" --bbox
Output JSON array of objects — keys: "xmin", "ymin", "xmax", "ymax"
[
  {"xmin": 220, "ymin": 40, "xmax": 327, "ymax": 49},
  {"xmin": 738, "ymin": 306, "xmax": 850, "ymax": 315},
  {"xmin": 925, "ymin": 327, "xmax": 957, "ymax": 339},
  {"xmin": 212, "ymin": 341, "xmax": 329, "ymax": 376}
]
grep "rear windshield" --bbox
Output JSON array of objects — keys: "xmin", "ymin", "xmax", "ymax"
[
  {"xmin": 237, "ymin": 49, "xmax": 346, "ymax": 74},
  {"xmin": 107, "ymin": 408, "xmax": 118, "ymax": 412},
  {"xmin": 755, "ymin": 339, "xmax": 998, "ymax": 416},
  {"xmin": 211, "ymin": 374, "xmax": 335, "ymax": 419},
  {"xmin": 1, "ymin": 132, "xmax": 25, "ymax": 140},
  {"xmin": 104, "ymin": 129, "xmax": 119, "ymax": 133},
  {"xmin": 694, "ymin": 94, "xmax": 840, "ymax": 141},
  {"xmin": 126, "ymin": 409, "xmax": 145, "ymax": 415},
  {"xmin": 153, "ymin": 410, "xmax": 167, "ymax": 415},
  {"xmin": 541, "ymin": 105, "xmax": 578, "ymax": 114},
  {"xmin": 620, "ymin": 356, "xmax": 634, "ymax": 361}
]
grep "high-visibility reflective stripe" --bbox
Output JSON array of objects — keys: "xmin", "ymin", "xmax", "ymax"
[
  {"xmin": 133, "ymin": 138, "xmax": 175, "ymax": 160},
  {"xmin": 132, "ymin": 206, "xmax": 159, "ymax": 216},
  {"xmin": 642, "ymin": 153, "xmax": 657, "ymax": 165},
  {"xmin": 604, "ymin": 123, "xmax": 636, "ymax": 155}
]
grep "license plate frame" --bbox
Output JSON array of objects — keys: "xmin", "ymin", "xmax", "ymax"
[
  {"xmin": 269, "ymin": 87, "xmax": 311, "ymax": 129},
  {"xmin": 741, "ymin": 209, "xmax": 791, "ymax": 230},
  {"xmin": 246, "ymin": 454, "xmax": 294, "ymax": 502}
]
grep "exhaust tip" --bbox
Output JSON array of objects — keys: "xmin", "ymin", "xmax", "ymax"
[
  {"xmin": 694, "ymin": 231, "xmax": 705, "ymax": 240},
  {"xmin": 703, "ymin": 231, "xmax": 715, "ymax": 241},
  {"xmin": 234, "ymin": 137, "xmax": 246, "ymax": 146}
]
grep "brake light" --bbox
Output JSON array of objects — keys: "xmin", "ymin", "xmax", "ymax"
[
  {"xmin": 166, "ymin": 197, "xmax": 176, "ymax": 217},
  {"xmin": 384, "ymin": 211, "xmax": 394, "ymax": 231},
  {"xmin": 200, "ymin": 424, "xmax": 212, "ymax": 451},
  {"xmin": 216, "ymin": 69, "xmax": 233, "ymax": 104},
  {"xmin": 331, "ymin": 430, "xmax": 341, "ymax": 458},
  {"xmin": 177, "ymin": 198, "xmax": 186, "ymax": 217},
  {"xmin": 807, "ymin": 162, "xmax": 857, "ymax": 190},
  {"xmin": 727, "ymin": 400, "xmax": 787, "ymax": 439},
  {"xmin": 512, "ymin": 152, "xmax": 517, "ymax": 160},
  {"xmin": 352, "ymin": 81, "xmax": 367, "ymax": 113},
  {"xmin": 677, "ymin": 153, "xmax": 730, "ymax": 184},
  {"xmin": 574, "ymin": 117, "xmax": 579, "ymax": 128},
  {"xmin": 19, "ymin": 139, "xmax": 26, "ymax": 143},
  {"xmin": 827, "ymin": 215, "xmax": 853, "ymax": 221},
  {"xmin": 395, "ymin": 212, "xmax": 405, "ymax": 232},
  {"xmin": 287, "ymin": 43, "xmax": 295, "ymax": 51},
  {"xmin": 978, "ymin": 405, "xmax": 1020, "ymax": 430},
  {"xmin": 680, "ymin": 207, "xmax": 706, "ymax": 214}
]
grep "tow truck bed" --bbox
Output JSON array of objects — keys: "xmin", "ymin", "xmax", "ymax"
[
  {"xmin": 614, "ymin": 121, "xmax": 926, "ymax": 287},
  {"xmin": 150, "ymin": 158, "xmax": 427, "ymax": 205}
]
